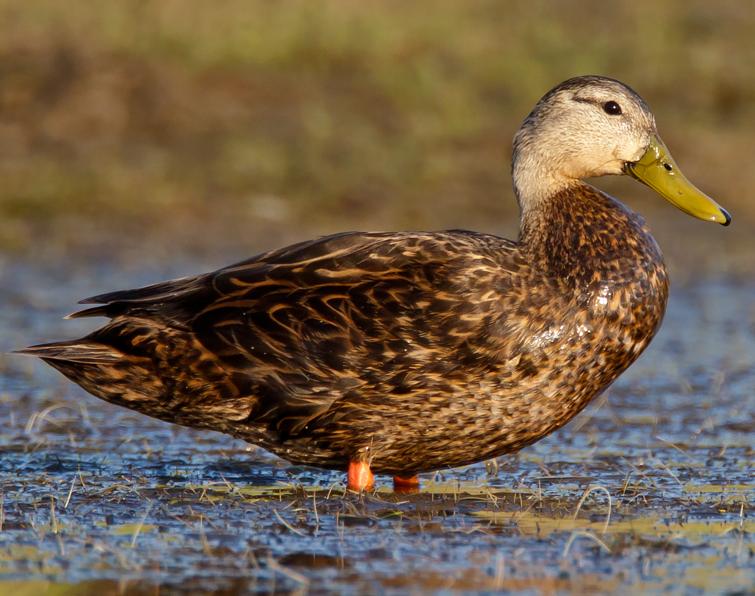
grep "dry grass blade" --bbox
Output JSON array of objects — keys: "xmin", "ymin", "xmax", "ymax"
[
  {"xmin": 49, "ymin": 496, "xmax": 59, "ymax": 535},
  {"xmin": 493, "ymin": 553, "xmax": 505, "ymax": 589},
  {"xmin": 573, "ymin": 485, "xmax": 612, "ymax": 534},
  {"xmin": 267, "ymin": 555, "xmax": 310, "ymax": 591},
  {"xmin": 652, "ymin": 457, "xmax": 683, "ymax": 487},
  {"xmin": 24, "ymin": 404, "xmax": 72, "ymax": 434},
  {"xmin": 274, "ymin": 508, "xmax": 307, "ymax": 537},
  {"xmin": 130, "ymin": 504, "xmax": 153, "ymax": 548},
  {"xmin": 654, "ymin": 436, "xmax": 695, "ymax": 464},
  {"xmin": 199, "ymin": 515, "xmax": 212, "ymax": 556},
  {"xmin": 312, "ymin": 490, "xmax": 320, "ymax": 532},
  {"xmin": 562, "ymin": 531, "xmax": 611, "ymax": 558},
  {"xmin": 63, "ymin": 475, "xmax": 77, "ymax": 509}
]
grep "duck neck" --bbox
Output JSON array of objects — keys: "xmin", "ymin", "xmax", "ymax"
[
  {"xmin": 511, "ymin": 117, "xmax": 587, "ymax": 213},
  {"xmin": 512, "ymin": 152, "xmax": 579, "ymax": 212},
  {"xmin": 516, "ymin": 183, "xmax": 665, "ymax": 286}
]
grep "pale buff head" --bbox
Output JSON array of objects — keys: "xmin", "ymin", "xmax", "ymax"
[{"xmin": 512, "ymin": 76, "xmax": 657, "ymax": 208}]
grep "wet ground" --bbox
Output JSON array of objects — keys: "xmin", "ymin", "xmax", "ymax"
[{"xmin": 0, "ymin": 258, "xmax": 752, "ymax": 594}]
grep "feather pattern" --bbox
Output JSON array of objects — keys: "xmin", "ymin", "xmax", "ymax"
[
  {"xmin": 21, "ymin": 75, "xmax": 711, "ymax": 481},
  {"xmin": 19, "ymin": 188, "xmax": 667, "ymax": 475}
]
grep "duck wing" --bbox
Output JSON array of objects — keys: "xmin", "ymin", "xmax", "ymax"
[{"xmin": 61, "ymin": 231, "xmax": 523, "ymax": 438}]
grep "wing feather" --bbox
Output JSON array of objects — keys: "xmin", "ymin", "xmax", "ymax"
[{"xmin": 60, "ymin": 230, "xmax": 522, "ymax": 437}]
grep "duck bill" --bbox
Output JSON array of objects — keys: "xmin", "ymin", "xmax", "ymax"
[{"xmin": 624, "ymin": 135, "xmax": 731, "ymax": 226}]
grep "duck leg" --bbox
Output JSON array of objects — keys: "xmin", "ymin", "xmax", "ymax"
[
  {"xmin": 347, "ymin": 461, "xmax": 374, "ymax": 491},
  {"xmin": 393, "ymin": 475, "xmax": 420, "ymax": 494}
]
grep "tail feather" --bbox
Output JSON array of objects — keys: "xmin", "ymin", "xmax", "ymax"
[
  {"xmin": 65, "ymin": 305, "xmax": 115, "ymax": 320},
  {"xmin": 67, "ymin": 275, "xmax": 210, "ymax": 323},
  {"xmin": 79, "ymin": 275, "xmax": 199, "ymax": 305},
  {"xmin": 15, "ymin": 341, "xmax": 123, "ymax": 364},
  {"xmin": 16, "ymin": 328, "xmax": 233, "ymax": 429}
]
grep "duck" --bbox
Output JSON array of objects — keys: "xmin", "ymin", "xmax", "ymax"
[{"xmin": 19, "ymin": 76, "xmax": 730, "ymax": 493}]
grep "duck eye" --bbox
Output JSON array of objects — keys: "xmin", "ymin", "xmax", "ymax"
[{"xmin": 603, "ymin": 101, "xmax": 622, "ymax": 116}]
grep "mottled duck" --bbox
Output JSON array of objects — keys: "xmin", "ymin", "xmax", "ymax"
[{"xmin": 20, "ymin": 76, "xmax": 730, "ymax": 492}]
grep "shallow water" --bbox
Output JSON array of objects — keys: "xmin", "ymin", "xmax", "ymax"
[{"xmin": 0, "ymin": 259, "xmax": 753, "ymax": 594}]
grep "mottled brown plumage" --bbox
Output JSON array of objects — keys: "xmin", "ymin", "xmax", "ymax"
[{"xmin": 20, "ymin": 76, "xmax": 728, "ymax": 486}]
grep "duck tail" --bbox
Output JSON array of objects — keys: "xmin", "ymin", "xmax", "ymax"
[
  {"xmin": 15, "ymin": 337, "xmax": 165, "ymax": 408},
  {"xmin": 15, "ymin": 340, "xmax": 123, "ymax": 364}
]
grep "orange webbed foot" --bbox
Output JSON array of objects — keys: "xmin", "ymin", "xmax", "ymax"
[
  {"xmin": 393, "ymin": 474, "xmax": 420, "ymax": 494},
  {"xmin": 347, "ymin": 461, "xmax": 374, "ymax": 492}
]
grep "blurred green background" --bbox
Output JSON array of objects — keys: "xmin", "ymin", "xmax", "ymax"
[{"xmin": 1, "ymin": 0, "xmax": 752, "ymax": 275}]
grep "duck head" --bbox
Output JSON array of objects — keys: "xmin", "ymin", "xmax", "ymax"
[{"xmin": 513, "ymin": 75, "xmax": 730, "ymax": 225}]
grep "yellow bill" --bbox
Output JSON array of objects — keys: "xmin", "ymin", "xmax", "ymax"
[{"xmin": 624, "ymin": 135, "xmax": 731, "ymax": 226}]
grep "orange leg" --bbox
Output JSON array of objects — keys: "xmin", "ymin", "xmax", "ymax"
[
  {"xmin": 347, "ymin": 461, "xmax": 375, "ymax": 492},
  {"xmin": 393, "ymin": 474, "xmax": 420, "ymax": 494}
]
